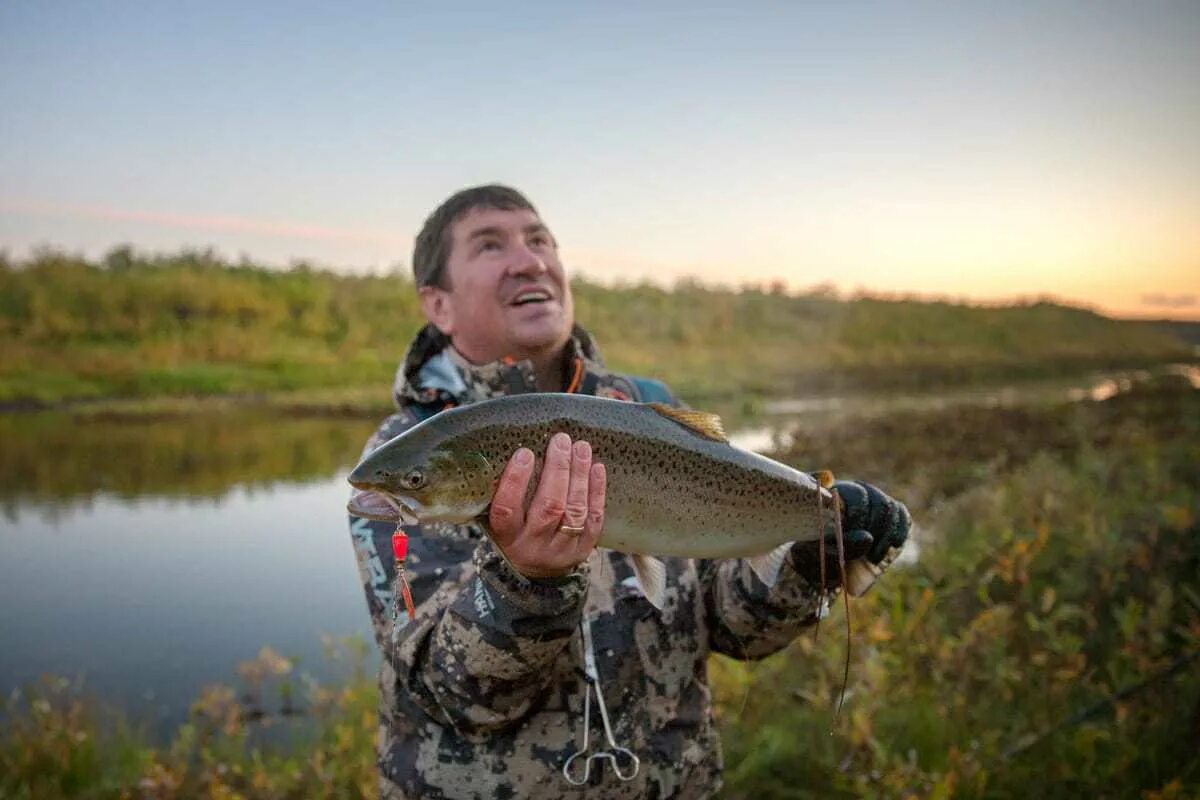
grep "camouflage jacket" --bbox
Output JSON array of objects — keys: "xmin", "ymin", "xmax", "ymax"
[{"xmin": 348, "ymin": 324, "xmax": 830, "ymax": 799}]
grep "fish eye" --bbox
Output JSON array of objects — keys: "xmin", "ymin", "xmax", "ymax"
[{"xmin": 402, "ymin": 469, "xmax": 426, "ymax": 490}]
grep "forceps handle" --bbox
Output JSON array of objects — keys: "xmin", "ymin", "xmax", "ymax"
[
  {"xmin": 563, "ymin": 681, "xmax": 593, "ymax": 785},
  {"xmin": 563, "ymin": 618, "xmax": 642, "ymax": 785},
  {"xmin": 564, "ymin": 749, "xmax": 640, "ymax": 785}
]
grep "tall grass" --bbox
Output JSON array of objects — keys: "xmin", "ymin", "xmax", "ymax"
[{"xmin": 715, "ymin": 375, "xmax": 1199, "ymax": 798}]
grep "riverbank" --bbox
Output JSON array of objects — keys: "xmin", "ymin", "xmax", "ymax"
[
  {"xmin": 2, "ymin": 248, "xmax": 1195, "ymax": 409},
  {"xmin": 3, "ymin": 372, "xmax": 1196, "ymax": 798},
  {"xmin": 5, "ymin": 358, "xmax": 1197, "ymax": 429}
]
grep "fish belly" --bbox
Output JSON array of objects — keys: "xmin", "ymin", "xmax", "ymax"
[
  {"xmin": 598, "ymin": 516, "xmax": 790, "ymax": 559},
  {"xmin": 598, "ymin": 493, "xmax": 823, "ymax": 559}
]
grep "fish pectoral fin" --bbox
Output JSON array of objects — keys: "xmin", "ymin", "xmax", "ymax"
[
  {"xmin": 845, "ymin": 559, "xmax": 882, "ymax": 597},
  {"xmin": 746, "ymin": 542, "xmax": 793, "ymax": 588},
  {"xmin": 646, "ymin": 403, "xmax": 728, "ymax": 443},
  {"xmin": 631, "ymin": 553, "xmax": 667, "ymax": 610}
]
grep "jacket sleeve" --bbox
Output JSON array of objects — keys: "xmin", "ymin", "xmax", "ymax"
[
  {"xmin": 348, "ymin": 412, "xmax": 588, "ymax": 735},
  {"xmin": 699, "ymin": 553, "xmax": 834, "ymax": 660}
]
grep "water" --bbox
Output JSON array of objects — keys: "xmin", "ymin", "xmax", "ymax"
[
  {"xmin": 1, "ymin": 364, "xmax": 1195, "ymax": 735},
  {"xmin": 4, "ymin": 481, "xmax": 370, "ymax": 704},
  {"xmin": 727, "ymin": 363, "xmax": 1200, "ymax": 452},
  {"xmin": 0, "ymin": 412, "xmax": 380, "ymax": 735}
]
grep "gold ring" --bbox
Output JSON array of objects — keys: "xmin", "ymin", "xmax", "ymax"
[{"xmin": 558, "ymin": 523, "xmax": 586, "ymax": 537}]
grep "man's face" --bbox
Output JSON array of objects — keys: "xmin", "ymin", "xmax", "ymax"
[{"xmin": 420, "ymin": 206, "xmax": 574, "ymax": 365}]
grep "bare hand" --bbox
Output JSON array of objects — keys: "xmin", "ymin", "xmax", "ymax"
[{"xmin": 487, "ymin": 432, "xmax": 606, "ymax": 578}]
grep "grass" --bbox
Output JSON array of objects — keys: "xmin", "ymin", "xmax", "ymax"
[
  {"xmin": 1, "ymin": 248, "xmax": 1194, "ymax": 408},
  {"xmin": 1, "ymin": 640, "xmax": 379, "ymax": 800}
]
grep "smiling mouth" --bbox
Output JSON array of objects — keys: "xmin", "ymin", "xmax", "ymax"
[{"xmin": 509, "ymin": 288, "xmax": 555, "ymax": 307}]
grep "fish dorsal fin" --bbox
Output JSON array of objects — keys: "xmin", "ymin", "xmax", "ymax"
[
  {"xmin": 631, "ymin": 553, "xmax": 667, "ymax": 610},
  {"xmin": 746, "ymin": 542, "xmax": 793, "ymax": 588},
  {"xmin": 647, "ymin": 403, "xmax": 728, "ymax": 443}
]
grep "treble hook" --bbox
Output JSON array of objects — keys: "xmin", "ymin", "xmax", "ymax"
[{"xmin": 562, "ymin": 617, "xmax": 640, "ymax": 786}]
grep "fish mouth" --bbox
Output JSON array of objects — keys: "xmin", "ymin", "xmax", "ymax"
[{"xmin": 347, "ymin": 487, "xmax": 421, "ymax": 525}]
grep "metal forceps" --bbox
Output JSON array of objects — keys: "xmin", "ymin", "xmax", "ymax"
[{"xmin": 562, "ymin": 617, "xmax": 640, "ymax": 785}]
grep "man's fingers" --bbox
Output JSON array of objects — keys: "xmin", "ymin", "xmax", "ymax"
[
  {"xmin": 834, "ymin": 479, "xmax": 911, "ymax": 563},
  {"xmin": 560, "ymin": 440, "xmax": 592, "ymax": 531},
  {"xmin": 834, "ymin": 480, "xmax": 870, "ymax": 530},
  {"xmin": 829, "ymin": 528, "xmax": 874, "ymax": 563},
  {"xmin": 869, "ymin": 501, "xmax": 911, "ymax": 564},
  {"xmin": 529, "ymin": 432, "xmax": 573, "ymax": 532},
  {"xmin": 583, "ymin": 462, "xmax": 606, "ymax": 547},
  {"xmin": 491, "ymin": 434, "xmax": 605, "ymax": 577},
  {"xmin": 489, "ymin": 446, "xmax": 534, "ymax": 542}
]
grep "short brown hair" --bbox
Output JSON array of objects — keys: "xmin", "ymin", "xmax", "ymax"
[{"xmin": 412, "ymin": 184, "xmax": 539, "ymax": 289}]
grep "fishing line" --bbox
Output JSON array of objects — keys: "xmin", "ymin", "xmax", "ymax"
[
  {"xmin": 834, "ymin": 488, "xmax": 851, "ymax": 721},
  {"xmin": 816, "ymin": 495, "xmax": 826, "ymax": 642},
  {"xmin": 816, "ymin": 478, "xmax": 852, "ymax": 725}
]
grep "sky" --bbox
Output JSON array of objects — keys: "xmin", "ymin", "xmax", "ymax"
[{"xmin": 1, "ymin": 1, "xmax": 1197, "ymax": 319}]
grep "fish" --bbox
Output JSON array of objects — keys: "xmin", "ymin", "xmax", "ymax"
[{"xmin": 347, "ymin": 393, "xmax": 876, "ymax": 609}]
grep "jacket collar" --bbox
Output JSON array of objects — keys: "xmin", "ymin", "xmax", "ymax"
[{"xmin": 392, "ymin": 323, "xmax": 606, "ymax": 408}]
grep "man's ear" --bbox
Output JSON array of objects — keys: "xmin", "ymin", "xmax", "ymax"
[{"xmin": 418, "ymin": 285, "xmax": 455, "ymax": 335}]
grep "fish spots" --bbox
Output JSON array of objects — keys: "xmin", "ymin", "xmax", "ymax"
[{"xmin": 387, "ymin": 394, "xmax": 827, "ymax": 555}]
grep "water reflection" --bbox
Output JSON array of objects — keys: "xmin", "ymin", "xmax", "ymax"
[
  {"xmin": 0, "ymin": 411, "xmax": 377, "ymax": 514},
  {"xmin": 728, "ymin": 364, "xmax": 1199, "ymax": 453},
  {"xmin": 0, "ymin": 412, "xmax": 379, "ymax": 735}
]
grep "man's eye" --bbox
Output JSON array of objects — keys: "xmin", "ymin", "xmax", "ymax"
[{"xmin": 479, "ymin": 240, "xmax": 502, "ymax": 253}]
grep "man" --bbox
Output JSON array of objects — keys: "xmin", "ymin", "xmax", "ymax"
[{"xmin": 347, "ymin": 185, "xmax": 910, "ymax": 799}]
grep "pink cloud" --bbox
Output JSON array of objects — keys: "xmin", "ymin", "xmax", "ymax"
[
  {"xmin": 1140, "ymin": 292, "xmax": 1198, "ymax": 309},
  {"xmin": 0, "ymin": 198, "xmax": 406, "ymax": 247}
]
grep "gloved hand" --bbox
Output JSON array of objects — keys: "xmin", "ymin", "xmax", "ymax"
[{"xmin": 790, "ymin": 480, "xmax": 911, "ymax": 592}]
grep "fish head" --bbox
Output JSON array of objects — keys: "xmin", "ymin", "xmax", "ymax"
[{"xmin": 347, "ymin": 423, "xmax": 498, "ymax": 525}]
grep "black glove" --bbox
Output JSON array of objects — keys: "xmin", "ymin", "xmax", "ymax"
[{"xmin": 790, "ymin": 480, "xmax": 911, "ymax": 591}]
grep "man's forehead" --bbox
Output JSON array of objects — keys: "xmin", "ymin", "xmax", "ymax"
[{"xmin": 451, "ymin": 207, "xmax": 545, "ymax": 239}]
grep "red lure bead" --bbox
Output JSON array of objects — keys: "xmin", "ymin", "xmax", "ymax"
[{"xmin": 391, "ymin": 531, "xmax": 409, "ymax": 561}]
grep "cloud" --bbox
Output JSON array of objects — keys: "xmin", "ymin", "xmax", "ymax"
[
  {"xmin": 1140, "ymin": 292, "xmax": 1198, "ymax": 309},
  {"xmin": 0, "ymin": 198, "xmax": 406, "ymax": 248}
]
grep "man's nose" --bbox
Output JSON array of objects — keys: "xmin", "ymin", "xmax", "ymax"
[{"xmin": 507, "ymin": 242, "xmax": 548, "ymax": 278}]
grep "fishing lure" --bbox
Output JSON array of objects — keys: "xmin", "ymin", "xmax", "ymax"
[{"xmin": 390, "ymin": 528, "xmax": 417, "ymax": 661}]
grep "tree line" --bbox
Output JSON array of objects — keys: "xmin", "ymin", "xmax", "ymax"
[{"xmin": 0, "ymin": 246, "xmax": 1191, "ymax": 405}]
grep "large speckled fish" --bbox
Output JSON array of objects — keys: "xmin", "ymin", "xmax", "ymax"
[{"xmin": 347, "ymin": 394, "xmax": 871, "ymax": 608}]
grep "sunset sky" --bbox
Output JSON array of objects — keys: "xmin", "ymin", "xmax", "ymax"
[{"xmin": 1, "ymin": 2, "xmax": 1197, "ymax": 319}]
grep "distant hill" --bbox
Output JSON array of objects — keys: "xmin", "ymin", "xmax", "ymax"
[
  {"xmin": 0, "ymin": 247, "xmax": 1193, "ymax": 406},
  {"xmin": 1129, "ymin": 318, "xmax": 1200, "ymax": 347}
]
